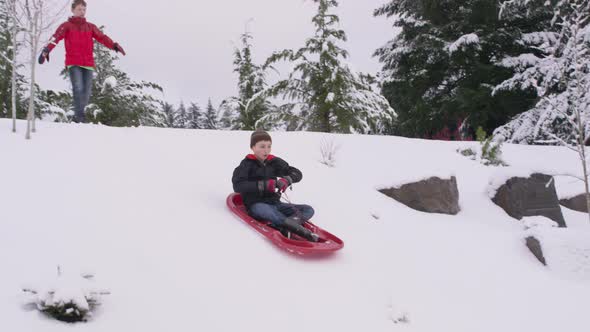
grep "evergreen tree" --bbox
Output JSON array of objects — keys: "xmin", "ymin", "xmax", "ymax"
[
  {"xmin": 203, "ymin": 98, "xmax": 218, "ymax": 129},
  {"xmin": 161, "ymin": 102, "xmax": 176, "ymax": 128},
  {"xmin": 0, "ymin": 0, "xmax": 10, "ymax": 117},
  {"xmin": 187, "ymin": 102, "xmax": 202, "ymax": 129},
  {"xmin": 176, "ymin": 102, "xmax": 188, "ymax": 129},
  {"xmin": 67, "ymin": 26, "xmax": 165, "ymax": 127},
  {"xmin": 29, "ymin": 85, "xmax": 71, "ymax": 122},
  {"xmin": 218, "ymin": 100, "xmax": 238, "ymax": 130},
  {"xmin": 493, "ymin": 0, "xmax": 590, "ymax": 145},
  {"xmin": 220, "ymin": 29, "xmax": 275, "ymax": 130},
  {"xmin": 265, "ymin": 0, "xmax": 395, "ymax": 134},
  {"xmin": 0, "ymin": 0, "xmax": 24, "ymax": 120},
  {"xmin": 374, "ymin": 0, "xmax": 545, "ymax": 138}
]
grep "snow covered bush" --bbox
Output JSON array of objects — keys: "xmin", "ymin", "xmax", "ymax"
[
  {"xmin": 458, "ymin": 127, "xmax": 507, "ymax": 166},
  {"xmin": 493, "ymin": 0, "xmax": 590, "ymax": 145},
  {"xmin": 22, "ymin": 268, "xmax": 109, "ymax": 323},
  {"xmin": 478, "ymin": 127, "xmax": 507, "ymax": 166}
]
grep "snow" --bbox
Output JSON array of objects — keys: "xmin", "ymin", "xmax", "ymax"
[
  {"xmin": 522, "ymin": 215, "xmax": 558, "ymax": 229},
  {"xmin": 448, "ymin": 33, "xmax": 481, "ymax": 54},
  {"xmin": 1, "ymin": 119, "xmax": 590, "ymax": 331},
  {"xmin": 499, "ymin": 53, "xmax": 541, "ymax": 70},
  {"xmin": 520, "ymin": 32, "xmax": 559, "ymax": 47},
  {"xmin": 326, "ymin": 92, "xmax": 335, "ymax": 102},
  {"xmin": 103, "ymin": 76, "xmax": 117, "ymax": 91},
  {"xmin": 22, "ymin": 270, "xmax": 103, "ymax": 314},
  {"xmin": 527, "ymin": 216, "xmax": 590, "ymax": 281},
  {"xmin": 555, "ymin": 175, "xmax": 586, "ymax": 199}
]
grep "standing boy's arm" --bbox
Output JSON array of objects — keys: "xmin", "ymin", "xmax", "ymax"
[
  {"xmin": 91, "ymin": 24, "xmax": 116, "ymax": 50},
  {"xmin": 39, "ymin": 22, "xmax": 68, "ymax": 64},
  {"xmin": 45, "ymin": 22, "xmax": 68, "ymax": 52}
]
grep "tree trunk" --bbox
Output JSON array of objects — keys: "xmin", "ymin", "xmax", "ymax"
[
  {"xmin": 578, "ymin": 107, "xmax": 590, "ymax": 223},
  {"xmin": 10, "ymin": 0, "xmax": 17, "ymax": 133},
  {"xmin": 25, "ymin": 12, "xmax": 38, "ymax": 140}
]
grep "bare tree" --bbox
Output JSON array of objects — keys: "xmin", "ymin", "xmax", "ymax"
[
  {"xmin": 17, "ymin": 0, "xmax": 67, "ymax": 139},
  {"xmin": 9, "ymin": 0, "xmax": 20, "ymax": 133},
  {"xmin": 559, "ymin": 0, "xmax": 590, "ymax": 221},
  {"xmin": 537, "ymin": 1, "xmax": 590, "ymax": 221}
]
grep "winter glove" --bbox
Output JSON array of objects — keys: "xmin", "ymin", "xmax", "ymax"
[
  {"xmin": 113, "ymin": 43, "xmax": 126, "ymax": 56},
  {"xmin": 276, "ymin": 176, "xmax": 292, "ymax": 193},
  {"xmin": 258, "ymin": 179, "xmax": 277, "ymax": 194},
  {"xmin": 38, "ymin": 47, "xmax": 50, "ymax": 64}
]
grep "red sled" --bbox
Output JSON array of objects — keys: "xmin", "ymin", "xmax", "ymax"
[{"xmin": 226, "ymin": 193, "xmax": 344, "ymax": 256}]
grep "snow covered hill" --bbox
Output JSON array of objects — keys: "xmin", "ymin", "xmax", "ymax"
[{"xmin": 1, "ymin": 119, "xmax": 589, "ymax": 332}]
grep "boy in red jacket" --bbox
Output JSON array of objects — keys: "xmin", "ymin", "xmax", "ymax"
[{"xmin": 38, "ymin": 0, "xmax": 125, "ymax": 123}]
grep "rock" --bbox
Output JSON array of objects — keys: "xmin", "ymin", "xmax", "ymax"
[
  {"xmin": 379, "ymin": 176, "xmax": 460, "ymax": 215},
  {"xmin": 525, "ymin": 236, "xmax": 546, "ymax": 265},
  {"xmin": 492, "ymin": 173, "xmax": 566, "ymax": 227},
  {"xmin": 560, "ymin": 193, "xmax": 589, "ymax": 213}
]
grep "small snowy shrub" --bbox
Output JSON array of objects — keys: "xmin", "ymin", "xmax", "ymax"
[
  {"xmin": 477, "ymin": 127, "xmax": 506, "ymax": 166},
  {"xmin": 319, "ymin": 138, "xmax": 340, "ymax": 168},
  {"xmin": 458, "ymin": 147, "xmax": 477, "ymax": 159},
  {"xmin": 458, "ymin": 127, "xmax": 508, "ymax": 166},
  {"xmin": 22, "ymin": 268, "xmax": 109, "ymax": 323}
]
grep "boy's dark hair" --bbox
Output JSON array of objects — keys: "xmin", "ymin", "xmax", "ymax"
[
  {"xmin": 72, "ymin": 0, "xmax": 87, "ymax": 9},
  {"xmin": 250, "ymin": 129, "xmax": 272, "ymax": 148}
]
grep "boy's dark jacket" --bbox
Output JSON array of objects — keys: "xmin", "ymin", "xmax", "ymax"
[{"xmin": 232, "ymin": 154, "xmax": 302, "ymax": 209}]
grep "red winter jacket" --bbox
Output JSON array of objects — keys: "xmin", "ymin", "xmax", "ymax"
[{"xmin": 46, "ymin": 16, "xmax": 115, "ymax": 68}]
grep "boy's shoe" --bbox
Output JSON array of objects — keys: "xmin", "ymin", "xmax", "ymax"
[
  {"xmin": 280, "ymin": 228, "xmax": 291, "ymax": 239},
  {"xmin": 283, "ymin": 217, "xmax": 320, "ymax": 242},
  {"xmin": 309, "ymin": 232, "xmax": 320, "ymax": 242}
]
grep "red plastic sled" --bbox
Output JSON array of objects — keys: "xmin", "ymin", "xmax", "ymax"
[{"xmin": 226, "ymin": 193, "xmax": 344, "ymax": 256}]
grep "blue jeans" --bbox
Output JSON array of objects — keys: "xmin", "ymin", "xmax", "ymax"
[
  {"xmin": 249, "ymin": 202, "xmax": 315, "ymax": 228},
  {"xmin": 69, "ymin": 66, "xmax": 94, "ymax": 123}
]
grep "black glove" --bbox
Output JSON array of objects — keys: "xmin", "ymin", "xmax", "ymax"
[
  {"xmin": 38, "ymin": 47, "xmax": 50, "ymax": 64},
  {"xmin": 113, "ymin": 43, "xmax": 126, "ymax": 56}
]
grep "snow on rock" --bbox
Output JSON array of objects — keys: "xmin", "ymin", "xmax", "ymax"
[
  {"xmin": 486, "ymin": 168, "xmax": 537, "ymax": 198},
  {"xmin": 527, "ymin": 227, "xmax": 590, "ymax": 281}
]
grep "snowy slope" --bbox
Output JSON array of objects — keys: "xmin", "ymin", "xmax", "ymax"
[{"xmin": 1, "ymin": 119, "xmax": 589, "ymax": 332}]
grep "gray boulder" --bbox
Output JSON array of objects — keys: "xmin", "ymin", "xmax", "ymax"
[
  {"xmin": 379, "ymin": 176, "xmax": 460, "ymax": 215},
  {"xmin": 525, "ymin": 236, "xmax": 546, "ymax": 265},
  {"xmin": 560, "ymin": 193, "xmax": 589, "ymax": 213},
  {"xmin": 492, "ymin": 173, "xmax": 566, "ymax": 227}
]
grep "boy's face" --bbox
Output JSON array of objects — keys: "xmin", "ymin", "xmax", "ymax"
[
  {"xmin": 252, "ymin": 140, "xmax": 272, "ymax": 161},
  {"xmin": 72, "ymin": 5, "xmax": 86, "ymax": 18}
]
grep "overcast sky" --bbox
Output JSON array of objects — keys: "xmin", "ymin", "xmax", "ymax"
[{"xmin": 35, "ymin": 0, "xmax": 396, "ymax": 107}]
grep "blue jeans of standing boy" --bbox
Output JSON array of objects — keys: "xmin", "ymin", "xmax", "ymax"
[
  {"xmin": 249, "ymin": 202, "xmax": 315, "ymax": 228},
  {"xmin": 69, "ymin": 66, "xmax": 94, "ymax": 123}
]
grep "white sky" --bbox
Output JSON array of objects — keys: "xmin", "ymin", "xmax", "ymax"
[{"xmin": 35, "ymin": 0, "xmax": 395, "ymax": 107}]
